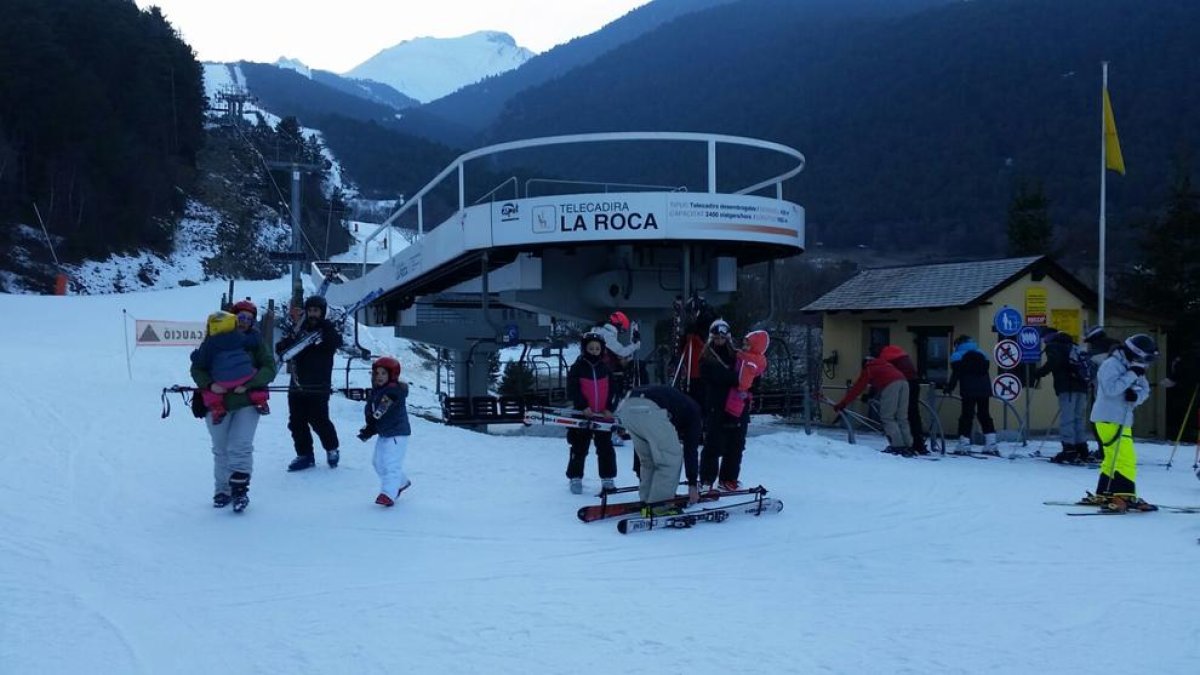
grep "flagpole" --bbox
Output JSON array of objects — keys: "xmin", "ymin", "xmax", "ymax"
[{"xmin": 1098, "ymin": 61, "xmax": 1108, "ymax": 328}]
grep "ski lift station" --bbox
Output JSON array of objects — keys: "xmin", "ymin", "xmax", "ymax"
[{"xmin": 321, "ymin": 132, "xmax": 806, "ymax": 423}]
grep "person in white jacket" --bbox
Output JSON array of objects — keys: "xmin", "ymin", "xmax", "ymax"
[{"xmin": 1085, "ymin": 333, "xmax": 1159, "ymax": 512}]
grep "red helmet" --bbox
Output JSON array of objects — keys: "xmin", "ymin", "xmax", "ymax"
[
  {"xmin": 231, "ymin": 299, "xmax": 257, "ymax": 318},
  {"xmin": 609, "ymin": 311, "xmax": 630, "ymax": 331},
  {"xmin": 372, "ymin": 356, "xmax": 402, "ymax": 382}
]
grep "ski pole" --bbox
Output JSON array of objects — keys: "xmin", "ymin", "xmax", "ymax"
[{"xmin": 1166, "ymin": 383, "xmax": 1198, "ymax": 470}]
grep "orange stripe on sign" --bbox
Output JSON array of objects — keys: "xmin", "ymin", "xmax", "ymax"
[{"xmin": 689, "ymin": 223, "xmax": 798, "ymax": 237}]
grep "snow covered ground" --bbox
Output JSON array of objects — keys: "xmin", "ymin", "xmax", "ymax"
[{"xmin": 2, "ymin": 276, "xmax": 1199, "ymax": 674}]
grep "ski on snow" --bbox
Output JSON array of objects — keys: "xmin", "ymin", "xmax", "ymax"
[
  {"xmin": 616, "ymin": 497, "xmax": 784, "ymax": 534},
  {"xmin": 578, "ymin": 486, "xmax": 767, "ymax": 523}
]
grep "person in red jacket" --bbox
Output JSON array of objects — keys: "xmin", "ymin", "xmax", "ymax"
[
  {"xmin": 833, "ymin": 355, "xmax": 913, "ymax": 455},
  {"xmin": 878, "ymin": 345, "xmax": 928, "ymax": 455}
]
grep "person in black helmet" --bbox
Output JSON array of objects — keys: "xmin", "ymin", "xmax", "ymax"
[
  {"xmin": 1082, "ymin": 333, "xmax": 1159, "ymax": 512},
  {"xmin": 275, "ymin": 295, "xmax": 343, "ymax": 471}
]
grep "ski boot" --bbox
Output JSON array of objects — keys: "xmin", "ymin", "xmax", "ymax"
[
  {"xmin": 600, "ymin": 479, "xmax": 616, "ymax": 493},
  {"xmin": 287, "ymin": 455, "xmax": 315, "ymax": 472},
  {"xmin": 229, "ymin": 472, "xmax": 250, "ymax": 513},
  {"xmin": 396, "ymin": 480, "xmax": 412, "ymax": 498},
  {"xmin": 213, "ymin": 493, "xmax": 231, "ymax": 509},
  {"xmin": 375, "ymin": 492, "xmax": 395, "ymax": 507},
  {"xmin": 569, "ymin": 478, "xmax": 583, "ymax": 495},
  {"xmin": 326, "ymin": 449, "xmax": 340, "ymax": 468},
  {"xmin": 1106, "ymin": 495, "xmax": 1158, "ymax": 513}
]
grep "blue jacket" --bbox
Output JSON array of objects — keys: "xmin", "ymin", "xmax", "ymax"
[
  {"xmin": 365, "ymin": 382, "xmax": 411, "ymax": 437},
  {"xmin": 191, "ymin": 330, "xmax": 262, "ymax": 382},
  {"xmin": 946, "ymin": 339, "xmax": 992, "ymax": 399}
]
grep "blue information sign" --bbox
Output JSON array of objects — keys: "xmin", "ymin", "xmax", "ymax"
[
  {"xmin": 1017, "ymin": 326, "xmax": 1042, "ymax": 362},
  {"xmin": 993, "ymin": 306, "xmax": 1023, "ymax": 337}
]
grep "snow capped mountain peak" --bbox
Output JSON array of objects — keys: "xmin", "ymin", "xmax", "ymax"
[
  {"xmin": 274, "ymin": 57, "xmax": 312, "ymax": 78},
  {"xmin": 344, "ymin": 30, "xmax": 534, "ymax": 104}
]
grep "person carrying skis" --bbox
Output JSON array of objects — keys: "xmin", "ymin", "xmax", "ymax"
[
  {"xmin": 190, "ymin": 299, "xmax": 277, "ymax": 511},
  {"xmin": 565, "ymin": 332, "xmax": 618, "ymax": 495},
  {"xmin": 614, "ymin": 385, "xmax": 703, "ymax": 511},
  {"xmin": 191, "ymin": 309, "xmax": 270, "ymax": 424},
  {"xmin": 1082, "ymin": 334, "xmax": 1159, "ymax": 512},
  {"xmin": 878, "ymin": 344, "xmax": 928, "ymax": 455},
  {"xmin": 943, "ymin": 334, "xmax": 998, "ymax": 455},
  {"xmin": 357, "ymin": 356, "xmax": 412, "ymax": 507},
  {"xmin": 676, "ymin": 297, "xmax": 717, "ymax": 409},
  {"xmin": 592, "ymin": 310, "xmax": 642, "ymax": 398},
  {"xmin": 1032, "ymin": 329, "xmax": 1092, "ymax": 464},
  {"xmin": 275, "ymin": 295, "xmax": 343, "ymax": 471},
  {"xmin": 833, "ymin": 352, "xmax": 912, "ymax": 455}
]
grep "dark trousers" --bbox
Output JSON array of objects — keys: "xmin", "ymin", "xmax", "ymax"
[
  {"xmin": 566, "ymin": 428, "xmax": 617, "ymax": 480},
  {"xmin": 907, "ymin": 380, "xmax": 926, "ymax": 451},
  {"xmin": 700, "ymin": 417, "xmax": 743, "ymax": 484},
  {"xmin": 287, "ymin": 393, "xmax": 339, "ymax": 457},
  {"xmin": 957, "ymin": 395, "xmax": 996, "ymax": 439}
]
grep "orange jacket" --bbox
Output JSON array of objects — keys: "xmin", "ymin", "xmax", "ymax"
[{"xmin": 735, "ymin": 331, "xmax": 770, "ymax": 390}]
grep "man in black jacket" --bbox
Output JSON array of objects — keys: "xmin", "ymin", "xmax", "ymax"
[
  {"xmin": 615, "ymin": 385, "xmax": 703, "ymax": 511},
  {"xmin": 276, "ymin": 295, "xmax": 342, "ymax": 471}
]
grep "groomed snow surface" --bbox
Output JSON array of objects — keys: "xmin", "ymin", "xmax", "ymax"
[{"xmin": 2, "ymin": 277, "xmax": 1198, "ymax": 674}]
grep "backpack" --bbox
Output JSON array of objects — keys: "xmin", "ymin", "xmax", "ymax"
[{"xmin": 1068, "ymin": 344, "xmax": 1096, "ymax": 384}]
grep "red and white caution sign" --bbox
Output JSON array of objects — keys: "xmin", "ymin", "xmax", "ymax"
[
  {"xmin": 993, "ymin": 339, "xmax": 1021, "ymax": 370},
  {"xmin": 992, "ymin": 373, "xmax": 1022, "ymax": 402}
]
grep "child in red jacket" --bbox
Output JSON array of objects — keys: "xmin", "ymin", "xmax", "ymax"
[{"xmin": 833, "ymin": 356, "xmax": 913, "ymax": 455}]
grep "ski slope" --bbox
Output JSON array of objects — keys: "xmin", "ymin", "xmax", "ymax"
[{"xmin": 1, "ymin": 277, "xmax": 1198, "ymax": 674}]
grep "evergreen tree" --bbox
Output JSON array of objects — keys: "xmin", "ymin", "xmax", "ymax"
[
  {"xmin": 1125, "ymin": 171, "xmax": 1200, "ymax": 344},
  {"xmin": 1006, "ymin": 182, "xmax": 1053, "ymax": 257},
  {"xmin": 498, "ymin": 361, "xmax": 536, "ymax": 397}
]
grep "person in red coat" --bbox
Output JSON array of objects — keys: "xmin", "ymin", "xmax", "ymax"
[
  {"xmin": 878, "ymin": 345, "xmax": 928, "ymax": 455},
  {"xmin": 833, "ymin": 355, "xmax": 913, "ymax": 455}
]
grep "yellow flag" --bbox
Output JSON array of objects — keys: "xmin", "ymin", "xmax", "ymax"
[{"xmin": 1103, "ymin": 88, "xmax": 1125, "ymax": 175}]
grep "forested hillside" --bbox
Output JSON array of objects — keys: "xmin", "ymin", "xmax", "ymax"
[{"xmin": 0, "ymin": 0, "xmax": 205, "ymax": 260}]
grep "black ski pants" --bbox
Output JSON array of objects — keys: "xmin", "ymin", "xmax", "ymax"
[
  {"xmin": 287, "ymin": 392, "xmax": 339, "ymax": 457},
  {"xmin": 957, "ymin": 394, "xmax": 996, "ymax": 439},
  {"xmin": 566, "ymin": 427, "xmax": 617, "ymax": 480},
  {"xmin": 907, "ymin": 380, "xmax": 926, "ymax": 451},
  {"xmin": 700, "ymin": 416, "xmax": 744, "ymax": 485}
]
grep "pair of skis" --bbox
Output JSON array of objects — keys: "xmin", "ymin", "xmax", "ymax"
[
  {"xmin": 616, "ymin": 496, "xmax": 784, "ymax": 534},
  {"xmin": 577, "ymin": 485, "xmax": 768, "ymax": 523},
  {"xmin": 525, "ymin": 407, "xmax": 622, "ymax": 433},
  {"xmin": 1043, "ymin": 499, "xmax": 1200, "ymax": 516}
]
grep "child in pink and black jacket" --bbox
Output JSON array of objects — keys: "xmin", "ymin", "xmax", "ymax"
[{"xmin": 565, "ymin": 332, "xmax": 618, "ymax": 495}]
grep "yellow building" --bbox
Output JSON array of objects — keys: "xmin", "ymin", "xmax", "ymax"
[{"xmin": 803, "ymin": 256, "xmax": 1170, "ymax": 441}]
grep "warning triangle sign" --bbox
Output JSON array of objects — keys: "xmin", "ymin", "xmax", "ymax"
[{"xmin": 139, "ymin": 325, "xmax": 161, "ymax": 343}]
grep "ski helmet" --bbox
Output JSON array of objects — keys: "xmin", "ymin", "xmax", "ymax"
[
  {"xmin": 231, "ymin": 299, "xmax": 257, "ymax": 318},
  {"xmin": 709, "ymin": 318, "xmax": 731, "ymax": 337},
  {"xmin": 372, "ymin": 356, "xmax": 402, "ymax": 382},
  {"xmin": 207, "ymin": 311, "xmax": 237, "ymax": 336},
  {"xmin": 608, "ymin": 311, "xmax": 630, "ymax": 331},
  {"xmin": 304, "ymin": 295, "xmax": 328, "ymax": 317},
  {"xmin": 1123, "ymin": 333, "xmax": 1159, "ymax": 363},
  {"xmin": 580, "ymin": 331, "xmax": 605, "ymax": 351}
]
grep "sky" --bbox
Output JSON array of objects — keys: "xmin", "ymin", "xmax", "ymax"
[
  {"xmin": 4, "ymin": 220, "xmax": 1200, "ymax": 673},
  {"xmin": 134, "ymin": 0, "xmax": 653, "ymax": 73}
]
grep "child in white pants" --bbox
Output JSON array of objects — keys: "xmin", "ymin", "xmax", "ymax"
[{"xmin": 358, "ymin": 356, "xmax": 412, "ymax": 507}]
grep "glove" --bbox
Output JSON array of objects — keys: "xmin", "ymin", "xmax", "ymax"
[
  {"xmin": 357, "ymin": 426, "xmax": 376, "ymax": 442},
  {"xmin": 1129, "ymin": 363, "xmax": 1147, "ymax": 376},
  {"xmin": 1124, "ymin": 388, "xmax": 1138, "ymax": 402}
]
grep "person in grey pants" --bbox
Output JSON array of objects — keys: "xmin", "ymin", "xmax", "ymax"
[
  {"xmin": 191, "ymin": 301, "xmax": 277, "ymax": 510},
  {"xmin": 615, "ymin": 385, "xmax": 702, "ymax": 509}
]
